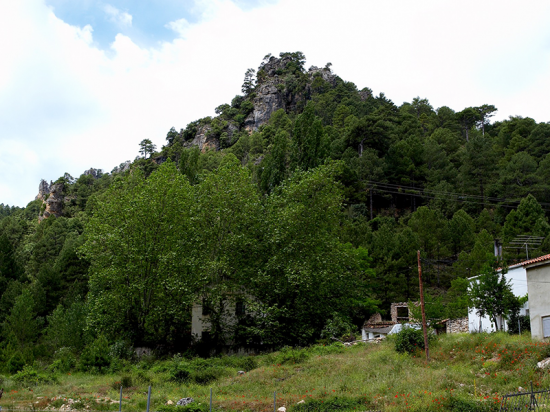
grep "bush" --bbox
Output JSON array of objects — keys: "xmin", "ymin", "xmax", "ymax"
[
  {"xmin": 169, "ymin": 363, "xmax": 191, "ymax": 383},
  {"xmin": 13, "ymin": 365, "xmax": 57, "ymax": 385},
  {"xmin": 48, "ymin": 347, "xmax": 76, "ymax": 373},
  {"xmin": 272, "ymin": 346, "xmax": 309, "ymax": 365},
  {"xmin": 394, "ymin": 326, "xmax": 434, "ymax": 354},
  {"xmin": 7, "ymin": 352, "xmax": 26, "ymax": 374},
  {"xmin": 78, "ymin": 336, "xmax": 111, "ymax": 373},
  {"xmin": 111, "ymin": 376, "xmax": 133, "ymax": 390},
  {"xmin": 444, "ymin": 396, "xmax": 500, "ymax": 412},
  {"xmin": 191, "ymin": 367, "xmax": 222, "ymax": 385}
]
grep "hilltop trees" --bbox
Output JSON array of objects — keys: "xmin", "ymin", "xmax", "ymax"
[{"xmin": 4, "ymin": 52, "xmax": 550, "ymax": 364}]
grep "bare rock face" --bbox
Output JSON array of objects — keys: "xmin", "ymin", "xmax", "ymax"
[
  {"xmin": 359, "ymin": 88, "xmax": 373, "ymax": 101},
  {"xmin": 244, "ymin": 56, "xmax": 303, "ymax": 132},
  {"xmin": 83, "ymin": 168, "xmax": 103, "ymax": 179},
  {"xmin": 184, "ymin": 124, "xmax": 219, "ymax": 152},
  {"xmin": 244, "ymin": 80, "xmax": 285, "ymax": 133},
  {"xmin": 36, "ymin": 179, "xmax": 50, "ymax": 201},
  {"xmin": 308, "ymin": 66, "xmax": 337, "ymax": 86},
  {"xmin": 40, "ymin": 182, "xmax": 64, "ymax": 220}
]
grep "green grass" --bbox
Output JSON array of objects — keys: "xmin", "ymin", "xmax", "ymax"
[{"xmin": 1, "ymin": 334, "xmax": 549, "ymax": 412}]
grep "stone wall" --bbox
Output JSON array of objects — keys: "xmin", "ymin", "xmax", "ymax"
[
  {"xmin": 446, "ymin": 317, "xmax": 469, "ymax": 333},
  {"xmin": 391, "ymin": 302, "xmax": 410, "ymax": 323}
]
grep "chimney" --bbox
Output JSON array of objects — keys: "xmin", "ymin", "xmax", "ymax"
[{"xmin": 494, "ymin": 239, "xmax": 502, "ymax": 258}]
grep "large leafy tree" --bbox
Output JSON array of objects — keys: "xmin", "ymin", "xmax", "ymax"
[
  {"xmin": 242, "ymin": 162, "xmax": 377, "ymax": 347},
  {"xmin": 82, "ymin": 161, "xmax": 197, "ymax": 346}
]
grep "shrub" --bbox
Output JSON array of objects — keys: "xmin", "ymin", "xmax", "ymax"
[
  {"xmin": 234, "ymin": 356, "xmax": 257, "ymax": 372},
  {"xmin": 169, "ymin": 363, "xmax": 191, "ymax": 383},
  {"xmin": 109, "ymin": 340, "xmax": 134, "ymax": 360},
  {"xmin": 78, "ymin": 336, "xmax": 111, "ymax": 373},
  {"xmin": 111, "ymin": 375, "xmax": 133, "ymax": 390},
  {"xmin": 13, "ymin": 365, "xmax": 57, "ymax": 385},
  {"xmin": 191, "ymin": 367, "xmax": 222, "ymax": 385},
  {"xmin": 394, "ymin": 326, "xmax": 434, "ymax": 354},
  {"xmin": 48, "ymin": 347, "xmax": 76, "ymax": 373},
  {"xmin": 272, "ymin": 346, "xmax": 309, "ymax": 365},
  {"xmin": 443, "ymin": 396, "xmax": 500, "ymax": 412},
  {"xmin": 7, "ymin": 352, "xmax": 26, "ymax": 374}
]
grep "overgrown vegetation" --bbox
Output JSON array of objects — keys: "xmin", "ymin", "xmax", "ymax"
[
  {"xmin": 0, "ymin": 335, "xmax": 548, "ymax": 411},
  {"xmin": 0, "ymin": 51, "xmax": 549, "ymax": 372}
]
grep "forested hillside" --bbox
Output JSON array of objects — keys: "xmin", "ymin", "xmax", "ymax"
[{"xmin": 1, "ymin": 52, "xmax": 550, "ymax": 368}]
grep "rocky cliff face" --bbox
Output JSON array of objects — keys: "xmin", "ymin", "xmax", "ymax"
[
  {"xmin": 181, "ymin": 54, "xmax": 338, "ymax": 148},
  {"xmin": 36, "ymin": 179, "xmax": 50, "ymax": 201},
  {"xmin": 40, "ymin": 182, "xmax": 64, "ymax": 220},
  {"xmin": 183, "ymin": 124, "xmax": 219, "ymax": 152}
]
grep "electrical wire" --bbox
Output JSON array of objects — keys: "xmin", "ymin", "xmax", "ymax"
[{"xmin": 364, "ymin": 180, "xmax": 550, "ymax": 212}]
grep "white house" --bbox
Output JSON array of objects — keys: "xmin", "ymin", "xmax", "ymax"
[
  {"xmin": 524, "ymin": 254, "xmax": 550, "ymax": 340},
  {"xmin": 468, "ymin": 261, "xmax": 529, "ymax": 333}
]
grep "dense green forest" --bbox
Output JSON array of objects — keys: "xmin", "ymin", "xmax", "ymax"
[{"xmin": 1, "ymin": 52, "xmax": 549, "ymax": 372}]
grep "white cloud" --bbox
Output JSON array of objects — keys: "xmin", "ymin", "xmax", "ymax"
[
  {"xmin": 104, "ymin": 4, "xmax": 132, "ymax": 27},
  {"xmin": 165, "ymin": 18, "xmax": 190, "ymax": 37},
  {"xmin": 2, "ymin": 0, "xmax": 550, "ymax": 206}
]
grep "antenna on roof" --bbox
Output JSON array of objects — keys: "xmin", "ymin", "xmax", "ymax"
[{"xmin": 504, "ymin": 235, "xmax": 544, "ymax": 260}]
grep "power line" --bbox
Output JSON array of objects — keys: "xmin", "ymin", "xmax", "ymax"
[{"xmin": 364, "ymin": 180, "xmax": 550, "ymax": 212}]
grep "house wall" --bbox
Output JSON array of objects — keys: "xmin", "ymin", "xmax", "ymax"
[
  {"xmin": 526, "ymin": 264, "xmax": 550, "ymax": 340},
  {"xmin": 191, "ymin": 301, "xmax": 239, "ymax": 339},
  {"xmin": 468, "ymin": 265, "xmax": 528, "ymax": 333}
]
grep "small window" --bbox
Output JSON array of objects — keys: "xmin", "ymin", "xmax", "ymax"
[
  {"xmin": 202, "ymin": 298, "xmax": 211, "ymax": 316},
  {"xmin": 236, "ymin": 300, "xmax": 245, "ymax": 316},
  {"xmin": 543, "ymin": 316, "xmax": 550, "ymax": 338},
  {"xmin": 201, "ymin": 331, "xmax": 211, "ymax": 343},
  {"xmin": 397, "ymin": 307, "xmax": 409, "ymax": 321},
  {"xmin": 525, "ymin": 309, "xmax": 530, "ymax": 317}
]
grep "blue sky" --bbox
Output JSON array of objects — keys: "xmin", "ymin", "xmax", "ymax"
[
  {"xmin": 2, "ymin": 0, "xmax": 550, "ymax": 207},
  {"xmin": 43, "ymin": 0, "xmax": 269, "ymax": 50}
]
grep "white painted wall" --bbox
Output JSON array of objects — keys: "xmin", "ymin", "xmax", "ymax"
[
  {"xmin": 468, "ymin": 264, "xmax": 528, "ymax": 333},
  {"xmin": 526, "ymin": 264, "xmax": 550, "ymax": 340}
]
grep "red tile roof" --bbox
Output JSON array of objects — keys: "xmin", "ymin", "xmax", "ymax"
[
  {"xmin": 508, "ymin": 253, "xmax": 550, "ymax": 269},
  {"xmin": 520, "ymin": 253, "xmax": 550, "ymax": 267}
]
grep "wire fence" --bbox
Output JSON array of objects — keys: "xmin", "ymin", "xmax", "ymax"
[{"xmin": 500, "ymin": 382, "xmax": 550, "ymax": 411}]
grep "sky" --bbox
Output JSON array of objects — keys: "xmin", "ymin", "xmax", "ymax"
[{"xmin": 2, "ymin": 0, "xmax": 550, "ymax": 207}]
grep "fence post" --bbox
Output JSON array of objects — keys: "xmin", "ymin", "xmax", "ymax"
[
  {"xmin": 119, "ymin": 386, "xmax": 123, "ymax": 412},
  {"xmin": 210, "ymin": 388, "xmax": 212, "ymax": 412},
  {"xmin": 530, "ymin": 381, "xmax": 537, "ymax": 410},
  {"xmin": 146, "ymin": 386, "xmax": 151, "ymax": 412},
  {"xmin": 274, "ymin": 392, "xmax": 276, "ymax": 412}
]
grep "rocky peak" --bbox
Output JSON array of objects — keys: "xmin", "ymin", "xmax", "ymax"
[
  {"xmin": 83, "ymin": 168, "xmax": 103, "ymax": 179},
  {"xmin": 36, "ymin": 179, "xmax": 50, "ymax": 201},
  {"xmin": 257, "ymin": 55, "xmax": 296, "ymax": 80},
  {"xmin": 307, "ymin": 66, "xmax": 337, "ymax": 86},
  {"xmin": 39, "ymin": 181, "xmax": 64, "ymax": 220}
]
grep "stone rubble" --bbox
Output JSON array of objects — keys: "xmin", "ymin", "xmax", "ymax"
[{"xmin": 176, "ymin": 397, "xmax": 194, "ymax": 406}]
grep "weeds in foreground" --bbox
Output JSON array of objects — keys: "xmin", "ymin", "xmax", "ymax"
[{"xmin": 0, "ymin": 334, "xmax": 549, "ymax": 411}]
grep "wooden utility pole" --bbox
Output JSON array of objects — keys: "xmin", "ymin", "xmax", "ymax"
[{"xmin": 417, "ymin": 250, "xmax": 430, "ymax": 362}]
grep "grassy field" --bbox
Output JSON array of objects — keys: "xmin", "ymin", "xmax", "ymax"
[{"xmin": 1, "ymin": 333, "xmax": 549, "ymax": 412}]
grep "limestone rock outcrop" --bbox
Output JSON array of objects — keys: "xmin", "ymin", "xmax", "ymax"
[
  {"xmin": 184, "ymin": 124, "xmax": 219, "ymax": 152},
  {"xmin": 244, "ymin": 79, "xmax": 285, "ymax": 132},
  {"xmin": 83, "ymin": 168, "xmax": 103, "ymax": 179},
  {"xmin": 36, "ymin": 179, "xmax": 50, "ymax": 201},
  {"xmin": 41, "ymin": 182, "xmax": 64, "ymax": 220}
]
